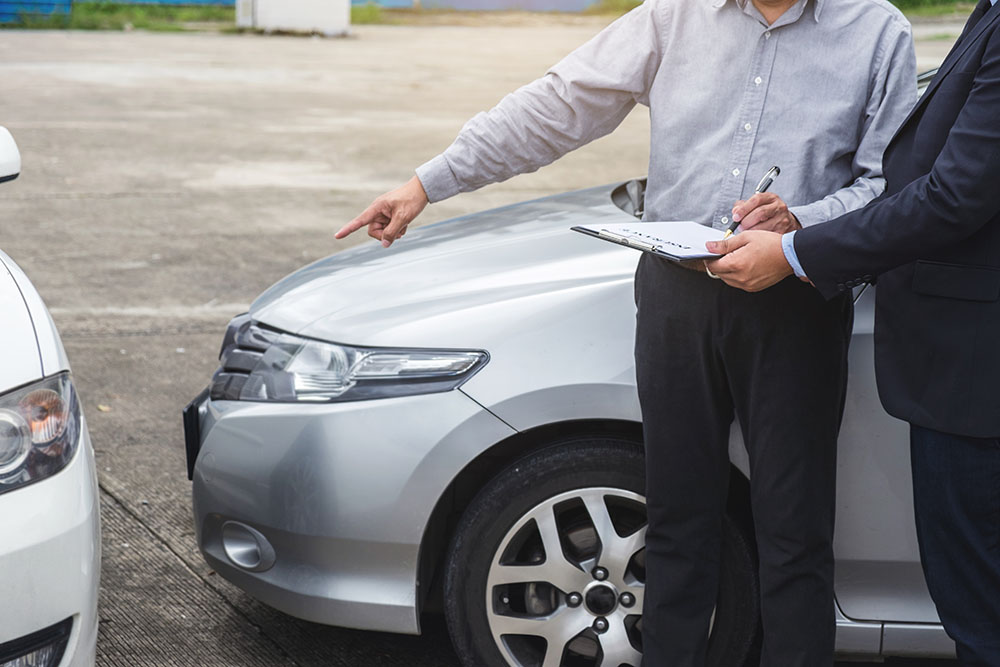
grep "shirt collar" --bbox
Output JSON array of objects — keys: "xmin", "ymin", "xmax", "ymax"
[{"xmin": 711, "ymin": 0, "xmax": 824, "ymax": 23}]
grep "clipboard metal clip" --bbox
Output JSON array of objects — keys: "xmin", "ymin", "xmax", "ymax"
[{"xmin": 598, "ymin": 229, "xmax": 659, "ymax": 253}]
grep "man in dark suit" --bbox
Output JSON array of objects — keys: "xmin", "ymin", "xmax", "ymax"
[{"xmin": 703, "ymin": 1, "xmax": 1000, "ymax": 661}]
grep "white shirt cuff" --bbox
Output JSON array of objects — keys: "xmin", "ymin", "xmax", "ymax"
[{"xmin": 782, "ymin": 231, "xmax": 807, "ymax": 279}]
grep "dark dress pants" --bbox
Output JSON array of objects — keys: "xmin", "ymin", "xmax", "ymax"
[
  {"xmin": 634, "ymin": 254, "xmax": 852, "ymax": 667},
  {"xmin": 910, "ymin": 425, "xmax": 1000, "ymax": 666}
]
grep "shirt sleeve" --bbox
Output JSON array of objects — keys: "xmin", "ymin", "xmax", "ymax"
[
  {"xmin": 415, "ymin": 0, "xmax": 664, "ymax": 203},
  {"xmin": 788, "ymin": 18, "xmax": 918, "ymax": 227},
  {"xmin": 781, "ymin": 231, "xmax": 807, "ymax": 278},
  {"xmin": 794, "ymin": 23, "xmax": 1000, "ymax": 299}
]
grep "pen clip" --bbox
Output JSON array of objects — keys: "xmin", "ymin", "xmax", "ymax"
[{"xmin": 754, "ymin": 165, "xmax": 781, "ymax": 194}]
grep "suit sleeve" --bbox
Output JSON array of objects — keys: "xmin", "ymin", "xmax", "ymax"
[{"xmin": 795, "ymin": 22, "xmax": 1000, "ymax": 299}]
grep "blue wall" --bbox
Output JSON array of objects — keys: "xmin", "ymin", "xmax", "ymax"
[
  {"xmin": 0, "ymin": 0, "xmax": 71, "ymax": 23},
  {"xmin": 1, "ymin": 0, "xmax": 234, "ymax": 23}
]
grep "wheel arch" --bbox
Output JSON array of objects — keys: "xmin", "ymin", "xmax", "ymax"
[{"xmin": 414, "ymin": 418, "xmax": 753, "ymax": 622}]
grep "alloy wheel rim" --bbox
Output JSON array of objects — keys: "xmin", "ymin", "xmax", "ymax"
[{"xmin": 485, "ymin": 487, "xmax": 647, "ymax": 667}]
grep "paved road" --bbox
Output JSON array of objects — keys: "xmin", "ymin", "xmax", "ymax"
[{"xmin": 0, "ymin": 21, "xmax": 962, "ymax": 667}]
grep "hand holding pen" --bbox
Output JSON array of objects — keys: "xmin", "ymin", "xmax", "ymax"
[{"xmin": 722, "ymin": 166, "xmax": 800, "ymax": 238}]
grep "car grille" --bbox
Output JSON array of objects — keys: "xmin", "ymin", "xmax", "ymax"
[{"xmin": 210, "ymin": 314, "xmax": 280, "ymax": 401}]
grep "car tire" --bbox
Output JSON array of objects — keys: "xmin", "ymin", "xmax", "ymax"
[{"xmin": 443, "ymin": 438, "xmax": 760, "ymax": 667}]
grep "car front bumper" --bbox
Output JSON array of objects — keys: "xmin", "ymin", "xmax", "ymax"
[
  {"xmin": 190, "ymin": 389, "xmax": 514, "ymax": 634},
  {"xmin": 0, "ymin": 425, "xmax": 100, "ymax": 667}
]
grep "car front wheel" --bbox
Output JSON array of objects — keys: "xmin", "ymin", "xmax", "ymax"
[{"xmin": 443, "ymin": 438, "xmax": 759, "ymax": 667}]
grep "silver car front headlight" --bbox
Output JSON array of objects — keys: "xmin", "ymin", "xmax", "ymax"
[
  {"xmin": 210, "ymin": 318, "xmax": 488, "ymax": 403},
  {"xmin": 0, "ymin": 373, "xmax": 81, "ymax": 496}
]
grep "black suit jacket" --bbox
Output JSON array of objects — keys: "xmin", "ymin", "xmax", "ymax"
[{"xmin": 794, "ymin": 3, "xmax": 1000, "ymax": 437}]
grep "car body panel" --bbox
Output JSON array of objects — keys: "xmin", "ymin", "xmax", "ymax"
[
  {"xmin": 0, "ymin": 252, "xmax": 43, "ymax": 392},
  {"xmin": 0, "ymin": 249, "xmax": 100, "ymax": 667},
  {"xmin": 882, "ymin": 623, "xmax": 956, "ymax": 657},
  {"xmin": 834, "ymin": 288, "xmax": 937, "ymax": 624},
  {"xmin": 252, "ymin": 188, "xmax": 636, "ymax": 350},
  {"xmin": 0, "ymin": 427, "xmax": 100, "ymax": 665},
  {"xmin": 198, "ymin": 181, "xmax": 951, "ymax": 658},
  {"xmin": 0, "ymin": 249, "xmax": 71, "ymax": 378},
  {"xmin": 193, "ymin": 390, "xmax": 515, "ymax": 633}
]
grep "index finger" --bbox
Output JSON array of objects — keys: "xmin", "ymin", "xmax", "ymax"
[
  {"xmin": 732, "ymin": 192, "xmax": 777, "ymax": 222},
  {"xmin": 335, "ymin": 205, "xmax": 381, "ymax": 239}
]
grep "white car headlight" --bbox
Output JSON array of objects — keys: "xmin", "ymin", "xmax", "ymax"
[
  {"xmin": 210, "ymin": 318, "xmax": 488, "ymax": 403},
  {"xmin": 0, "ymin": 373, "xmax": 81, "ymax": 495}
]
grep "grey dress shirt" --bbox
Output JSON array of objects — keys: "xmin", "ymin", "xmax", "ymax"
[{"xmin": 415, "ymin": 0, "xmax": 917, "ymax": 231}]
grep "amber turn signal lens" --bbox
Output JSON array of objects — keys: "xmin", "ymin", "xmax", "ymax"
[{"xmin": 19, "ymin": 389, "xmax": 69, "ymax": 445}]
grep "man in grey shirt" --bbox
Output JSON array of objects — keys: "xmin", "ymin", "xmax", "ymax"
[{"xmin": 336, "ymin": 0, "xmax": 915, "ymax": 663}]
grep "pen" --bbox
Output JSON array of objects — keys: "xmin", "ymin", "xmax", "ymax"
[{"xmin": 723, "ymin": 165, "xmax": 781, "ymax": 239}]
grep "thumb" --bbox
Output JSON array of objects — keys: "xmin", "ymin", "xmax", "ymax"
[
  {"xmin": 380, "ymin": 208, "xmax": 413, "ymax": 247},
  {"xmin": 706, "ymin": 234, "xmax": 750, "ymax": 255}
]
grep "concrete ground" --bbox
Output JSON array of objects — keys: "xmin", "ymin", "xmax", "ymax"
[{"xmin": 0, "ymin": 19, "xmax": 963, "ymax": 667}]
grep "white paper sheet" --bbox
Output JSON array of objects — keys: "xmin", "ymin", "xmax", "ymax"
[{"xmin": 573, "ymin": 221, "xmax": 725, "ymax": 261}]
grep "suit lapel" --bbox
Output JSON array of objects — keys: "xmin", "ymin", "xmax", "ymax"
[{"xmin": 888, "ymin": 3, "xmax": 1000, "ymax": 148}]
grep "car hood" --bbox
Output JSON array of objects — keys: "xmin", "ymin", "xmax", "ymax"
[
  {"xmin": 0, "ymin": 252, "xmax": 43, "ymax": 392},
  {"xmin": 251, "ymin": 184, "xmax": 640, "ymax": 348}
]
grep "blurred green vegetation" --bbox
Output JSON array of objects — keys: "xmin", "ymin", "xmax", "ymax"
[
  {"xmin": 6, "ymin": 1, "xmax": 384, "ymax": 29},
  {"xmin": 10, "ymin": 1, "xmax": 234, "ymax": 30},
  {"xmin": 581, "ymin": 0, "xmax": 640, "ymax": 13},
  {"xmin": 351, "ymin": 2, "xmax": 385, "ymax": 23},
  {"xmin": 896, "ymin": 0, "xmax": 976, "ymax": 15}
]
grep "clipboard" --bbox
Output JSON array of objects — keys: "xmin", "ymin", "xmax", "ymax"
[{"xmin": 571, "ymin": 221, "xmax": 724, "ymax": 262}]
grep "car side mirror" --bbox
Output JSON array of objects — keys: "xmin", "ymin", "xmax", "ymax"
[{"xmin": 0, "ymin": 127, "xmax": 21, "ymax": 184}]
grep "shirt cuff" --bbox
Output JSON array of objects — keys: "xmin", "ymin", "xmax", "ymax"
[
  {"xmin": 787, "ymin": 203, "xmax": 825, "ymax": 229},
  {"xmin": 782, "ymin": 231, "xmax": 807, "ymax": 279},
  {"xmin": 414, "ymin": 154, "xmax": 463, "ymax": 203}
]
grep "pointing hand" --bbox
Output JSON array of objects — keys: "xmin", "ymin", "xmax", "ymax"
[{"xmin": 336, "ymin": 175, "xmax": 429, "ymax": 248}]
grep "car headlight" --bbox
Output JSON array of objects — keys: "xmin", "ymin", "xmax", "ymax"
[
  {"xmin": 0, "ymin": 373, "xmax": 81, "ymax": 496},
  {"xmin": 210, "ymin": 317, "xmax": 488, "ymax": 403}
]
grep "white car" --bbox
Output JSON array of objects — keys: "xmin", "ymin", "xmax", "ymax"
[{"xmin": 0, "ymin": 128, "xmax": 99, "ymax": 667}]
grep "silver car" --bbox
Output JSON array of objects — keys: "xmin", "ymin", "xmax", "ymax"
[{"xmin": 186, "ymin": 76, "xmax": 951, "ymax": 667}]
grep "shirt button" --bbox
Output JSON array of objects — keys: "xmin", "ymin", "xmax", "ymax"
[
  {"xmin": 765, "ymin": 32, "xmax": 771, "ymax": 39},
  {"xmin": 732, "ymin": 169, "xmax": 740, "ymax": 176},
  {"xmin": 754, "ymin": 77, "xmax": 763, "ymax": 85},
  {"xmin": 744, "ymin": 123, "xmax": 752, "ymax": 131},
  {"xmin": 721, "ymin": 216, "xmax": 730, "ymax": 224}
]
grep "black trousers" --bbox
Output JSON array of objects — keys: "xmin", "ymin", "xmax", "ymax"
[
  {"xmin": 910, "ymin": 425, "xmax": 1000, "ymax": 666},
  {"xmin": 634, "ymin": 254, "xmax": 852, "ymax": 667}
]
